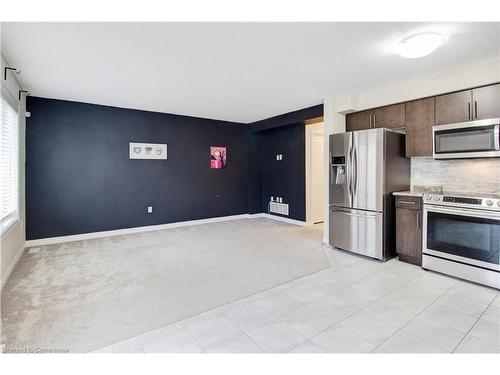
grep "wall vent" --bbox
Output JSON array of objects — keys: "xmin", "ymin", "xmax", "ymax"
[{"xmin": 269, "ymin": 202, "xmax": 289, "ymax": 216}]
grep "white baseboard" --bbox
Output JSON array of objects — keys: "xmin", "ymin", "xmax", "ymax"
[
  {"xmin": 1, "ymin": 241, "xmax": 25, "ymax": 290},
  {"xmin": 253, "ymin": 213, "xmax": 308, "ymax": 226},
  {"xmin": 24, "ymin": 213, "xmax": 308, "ymax": 248},
  {"xmin": 25, "ymin": 214, "xmax": 252, "ymax": 247}
]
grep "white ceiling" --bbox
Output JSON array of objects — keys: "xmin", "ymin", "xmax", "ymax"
[{"xmin": 2, "ymin": 22, "xmax": 499, "ymax": 123}]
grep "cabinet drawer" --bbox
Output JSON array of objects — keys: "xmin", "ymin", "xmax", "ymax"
[{"xmin": 395, "ymin": 196, "xmax": 422, "ymax": 210}]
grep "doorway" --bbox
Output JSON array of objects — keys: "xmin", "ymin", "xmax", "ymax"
[{"xmin": 306, "ymin": 121, "xmax": 325, "ymax": 225}]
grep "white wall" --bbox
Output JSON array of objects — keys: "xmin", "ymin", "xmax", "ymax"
[
  {"xmin": 323, "ymin": 57, "xmax": 500, "ymax": 244},
  {"xmin": 1, "ymin": 53, "xmax": 27, "ymax": 287}
]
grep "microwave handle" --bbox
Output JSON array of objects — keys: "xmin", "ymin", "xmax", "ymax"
[{"xmin": 495, "ymin": 125, "xmax": 500, "ymax": 151}]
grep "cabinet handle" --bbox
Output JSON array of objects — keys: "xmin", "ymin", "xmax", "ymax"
[
  {"xmin": 398, "ymin": 200, "xmax": 416, "ymax": 205},
  {"xmin": 468, "ymin": 102, "xmax": 471, "ymax": 120},
  {"xmin": 369, "ymin": 114, "xmax": 372, "ymax": 128},
  {"xmin": 417, "ymin": 212, "xmax": 420, "ymax": 230},
  {"xmin": 373, "ymin": 114, "xmax": 376, "ymax": 128},
  {"xmin": 474, "ymin": 100, "xmax": 478, "ymax": 119}
]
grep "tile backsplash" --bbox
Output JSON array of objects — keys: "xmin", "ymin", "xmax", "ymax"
[{"xmin": 411, "ymin": 157, "xmax": 500, "ymax": 196}]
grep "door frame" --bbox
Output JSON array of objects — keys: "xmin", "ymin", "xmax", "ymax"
[{"xmin": 305, "ymin": 120, "xmax": 324, "ymax": 226}]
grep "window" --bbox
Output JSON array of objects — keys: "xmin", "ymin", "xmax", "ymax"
[{"xmin": 1, "ymin": 87, "xmax": 19, "ymax": 233}]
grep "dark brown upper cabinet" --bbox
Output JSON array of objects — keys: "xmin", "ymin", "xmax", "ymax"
[
  {"xmin": 373, "ymin": 103, "xmax": 405, "ymax": 129},
  {"xmin": 435, "ymin": 84, "xmax": 500, "ymax": 125},
  {"xmin": 435, "ymin": 90, "xmax": 473, "ymax": 125},
  {"xmin": 346, "ymin": 103, "xmax": 405, "ymax": 132},
  {"xmin": 405, "ymin": 97, "xmax": 435, "ymax": 157},
  {"xmin": 345, "ymin": 110, "xmax": 372, "ymax": 132},
  {"xmin": 472, "ymin": 84, "xmax": 500, "ymax": 120}
]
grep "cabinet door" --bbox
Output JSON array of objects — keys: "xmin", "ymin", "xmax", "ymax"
[
  {"xmin": 472, "ymin": 84, "xmax": 500, "ymax": 120},
  {"xmin": 396, "ymin": 204, "xmax": 422, "ymax": 266},
  {"xmin": 435, "ymin": 90, "xmax": 473, "ymax": 125},
  {"xmin": 346, "ymin": 110, "xmax": 372, "ymax": 132},
  {"xmin": 373, "ymin": 103, "xmax": 405, "ymax": 129},
  {"xmin": 405, "ymin": 98, "xmax": 434, "ymax": 157}
]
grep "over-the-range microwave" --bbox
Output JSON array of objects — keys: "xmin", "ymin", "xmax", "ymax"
[{"xmin": 433, "ymin": 118, "xmax": 500, "ymax": 159}]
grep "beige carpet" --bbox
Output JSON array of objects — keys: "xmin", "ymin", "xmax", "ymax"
[{"xmin": 1, "ymin": 218, "xmax": 329, "ymax": 352}]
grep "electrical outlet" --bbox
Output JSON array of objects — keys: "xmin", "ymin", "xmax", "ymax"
[{"xmin": 147, "ymin": 206, "xmax": 153, "ymax": 214}]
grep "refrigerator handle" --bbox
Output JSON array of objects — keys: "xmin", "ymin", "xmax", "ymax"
[
  {"xmin": 347, "ymin": 142, "xmax": 353, "ymax": 207},
  {"xmin": 329, "ymin": 151, "xmax": 333, "ymax": 185},
  {"xmin": 353, "ymin": 146, "xmax": 358, "ymax": 197}
]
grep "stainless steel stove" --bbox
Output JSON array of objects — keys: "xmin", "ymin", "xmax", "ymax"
[{"xmin": 422, "ymin": 193, "xmax": 500, "ymax": 289}]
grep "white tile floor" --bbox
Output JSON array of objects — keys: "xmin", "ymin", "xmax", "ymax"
[{"xmin": 92, "ymin": 246, "xmax": 500, "ymax": 353}]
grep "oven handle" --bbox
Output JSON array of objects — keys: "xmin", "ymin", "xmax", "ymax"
[{"xmin": 424, "ymin": 205, "xmax": 500, "ymax": 220}]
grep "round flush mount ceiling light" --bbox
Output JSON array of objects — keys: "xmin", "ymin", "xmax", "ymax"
[{"xmin": 398, "ymin": 32, "xmax": 446, "ymax": 58}]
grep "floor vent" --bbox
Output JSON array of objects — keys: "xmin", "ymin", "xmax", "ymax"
[{"xmin": 270, "ymin": 202, "xmax": 289, "ymax": 216}]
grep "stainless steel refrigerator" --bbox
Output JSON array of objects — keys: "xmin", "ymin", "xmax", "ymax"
[{"xmin": 329, "ymin": 128, "xmax": 410, "ymax": 260}]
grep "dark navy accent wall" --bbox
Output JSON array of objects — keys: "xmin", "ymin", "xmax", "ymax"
[
  {"xmin": 260, "ymin": 124, "xmax": 306, "ymax": 221},
  {"xmin": 26, "ymin": 97, "xmax": 247, "ymax": 240},
  {"xmin": 245, "ymin": 131, "xmax": 263, "ymax": 214},
  {"xmin": 247, "ymin": 104, "xmax": 323, "ymax": 220}
]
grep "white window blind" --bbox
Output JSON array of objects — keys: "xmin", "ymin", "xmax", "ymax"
[{"xmin": 1, "ymin": 89, "xmax": 19, "ymax": 228}]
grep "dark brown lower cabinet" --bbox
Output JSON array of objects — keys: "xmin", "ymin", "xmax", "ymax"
[{"xmin": 395, "ymin": 196, "xmax": 422, "ymax": 266}]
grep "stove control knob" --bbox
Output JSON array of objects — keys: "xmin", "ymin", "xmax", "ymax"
[
  {"xmin": 497, "ymin": 200, "xmax": 500, "ymax": 207},
  {"xmin": 433, "ymin": 196, "xmax": 440, "ymax": 201},
  {"xmin": 485, "ymin": 199, "xmax": 494, "ymax": 206}
]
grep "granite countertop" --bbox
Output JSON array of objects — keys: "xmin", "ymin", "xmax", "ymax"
[{"xmin": 393, "ymin": 185, "xmax": 443, "ymax": 198}]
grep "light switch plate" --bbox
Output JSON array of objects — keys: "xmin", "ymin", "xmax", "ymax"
[
  {"xmin": 147, "ymin": 206, "xmax": 153, "ymax": 213},
  {"xmin": 129, "ymin": 143, "xmax": 167, "ymax": 160}
]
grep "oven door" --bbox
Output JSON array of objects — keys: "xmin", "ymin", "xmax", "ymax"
[
  {"xmin": 433, "ymin": 119, "xmax": 500, "ymax": 159},
  {"xmin": 423, "ymin": 205, "xmax": 500, "ymax": 271}
]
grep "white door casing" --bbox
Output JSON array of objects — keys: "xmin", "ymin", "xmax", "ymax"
[{"xmin": 306, "ymin": 122, "xmax": 324, "ymax": 225}]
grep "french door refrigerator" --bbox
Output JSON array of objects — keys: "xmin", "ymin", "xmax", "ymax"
[{"xmin": 329, "ymin": 128, "xmax": 410, "ymax": 260}]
